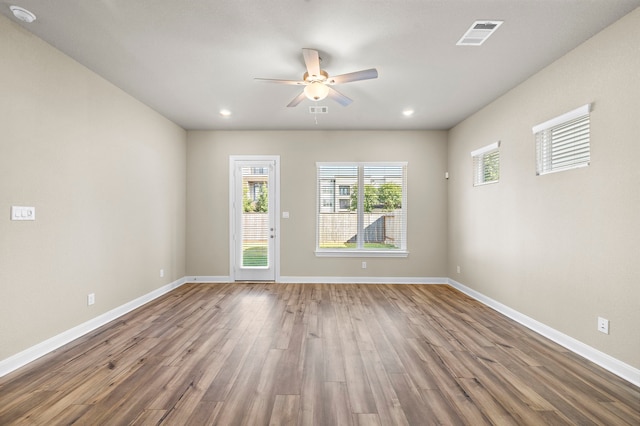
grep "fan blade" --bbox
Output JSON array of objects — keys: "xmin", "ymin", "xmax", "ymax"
[
  {"xmin": 255, "ymin": 78, "xmax": 305, "ymax": 85},
  {"xmin": 287, "ymin": 91, "xmax": 307, "ymax": 107},
  {"xmin": 302, "ymin": 48, "xmax": 321, "ymax": 78},
  {"xmin": 327, "ymin": 86, "xmax": 353, "ymax": 106},
  {"xmin": 328, "ymin": 68, "xmax": 378, "ymax": 85}
]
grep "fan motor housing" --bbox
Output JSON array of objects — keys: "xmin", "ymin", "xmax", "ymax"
[{"xmin": 303, "ymin": 70, "xmax": 329, "ymax": 82}]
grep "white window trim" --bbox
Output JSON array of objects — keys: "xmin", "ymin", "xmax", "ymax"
[
  {"xmin": 471, "ymin": 141, "xmax": 500, "ymax": 186},
  {"xmin": 533, "ymin": 103, "xmax": 591, "ymax": 176},
  {"xmin": 532, "ymin": 104, "xmax": 591, "ymax": 134},
  {"xmin": 470, "ymin": 141, "xmax": 500, "ymax": 158},
  {"xmin": 315, "ymin": 250, "xmax": 409, "ymax": 258},
  {"xmin": 315, "ymin": 162, "xmax": 408, "ymax": 258}
]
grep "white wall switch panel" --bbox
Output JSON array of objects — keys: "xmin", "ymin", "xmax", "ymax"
[
  {"xmin": 88, "ymin": 293, "xmax": 95, "ymax": 306},
  {"xmin": 11, "ymin": 206, "xmax": 35, "ymax": 221},
  {"xmin": 282, "ymin": 211, "xmax": 290, "ymax": 219},
  {"xmin": 597, "ymin": 317, "xmax": 609, "ymax": 334}
]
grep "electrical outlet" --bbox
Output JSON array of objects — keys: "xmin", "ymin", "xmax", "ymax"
[
  {"xmin": 160, "ymin": 269, "xmax": 164, "ymax": 278},
  {"xmin": 457, "ymin": 265, "xmax": 461, "ymax": 274},
  {"xmin": 597, "ymin": 317, "xmax": 609, "ymax": 334},
  {"xmin": 87, "ymin": 293, "xmax": 95, "ymax": 306},
  {"xmin": 362, "ymin": 261, "xmax": 367, "ymax": 269}
]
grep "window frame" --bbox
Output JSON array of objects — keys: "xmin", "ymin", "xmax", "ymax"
[
  {"xmin": 471, "ymin": 141, "xmax": 500, "ymax": 186},
  {"xmin": 532, "ymin": 104, "xmax": 591, "ymax": 176},
  {"xmin": 315, "ymin": 162, "xmax": 408, "ymax": 258}
]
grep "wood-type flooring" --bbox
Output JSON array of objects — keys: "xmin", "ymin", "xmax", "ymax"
[{"xmin": 0, "ymin": 283, "xmax": 638, "ymax": 425}]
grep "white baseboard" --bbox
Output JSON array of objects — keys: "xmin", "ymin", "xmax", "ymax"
[
  {"xmin": 185, "ymin": 275, "xmax": 449, "ymax": 284},
  {"xmin": 184, "ymin": 276, "xmax": 231, "ymax": 283},
  {"xmin": 448, "ymin": 278, "xmax": 640, "ymax": 388},
  {"xmin": 185, "ymin": 276, "xmax": 448, "ymax": 284},
  {"xmin": 278, "ymin": 276, "xmax": 448, "ymax": 284},
  {"xmin": 0, "ymin": 277, "xmax": 187, "ymax": 378}
]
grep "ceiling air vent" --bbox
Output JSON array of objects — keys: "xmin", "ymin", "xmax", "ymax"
[
  {"xmin": 456, "ymin": 20, "xmax": 503, "ymax": 46},
  {"xmin": 309, "ymin": 106, "xmax": 328, "ymax": 114}
]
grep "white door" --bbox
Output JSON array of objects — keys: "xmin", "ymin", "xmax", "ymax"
[{"xmin": 230, "ymin": 156, "xmax": 279, "ymax": 281}]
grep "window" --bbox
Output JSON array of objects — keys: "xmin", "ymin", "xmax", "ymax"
[
  {"xmin": 317, "ymin": 163, "xmax": 407, "ymax": 257},
  {"xmin": 471, "ymin": 142, "xmax": 500, "ymax": 186},
  {"xmin": 532, "ymin": 104, "xmax": 591, "ymax": 175}
]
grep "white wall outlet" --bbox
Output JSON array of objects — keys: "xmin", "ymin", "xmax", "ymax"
[
  {"xmin": 362, "ymin": 261, "xmax": 367, "ymax": 269},
  {"xmin": 597, "ymin": 317, "xmax": 609, "ymax": 334},
  {"xmin": 457, "ymin": 265, "xmax": 461, "ymax": 274},
  {"xmin": 87, "ymin": 293, "xmax": 95, "ymax": 306},
  {"xmin": 160, "ymin": 269, "xmax": 164, "ymax": 278},
  {"xmin": 282, "ymin": 211, "xmax": 290, "ymax": 219}
]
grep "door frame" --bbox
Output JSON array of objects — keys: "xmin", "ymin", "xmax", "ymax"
[{"xmin": 229, "ymin": 155, "xmax": 280, "ymax": 282}]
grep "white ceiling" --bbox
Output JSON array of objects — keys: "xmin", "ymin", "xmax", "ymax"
[{"xmin": 2, "ymin": 0, "xmax": 638, "ymax": 130}]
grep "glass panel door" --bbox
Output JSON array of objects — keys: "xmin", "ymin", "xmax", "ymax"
[{"xmin": 232, "ymin": 158, "xmax": 277, "ymax": 281}]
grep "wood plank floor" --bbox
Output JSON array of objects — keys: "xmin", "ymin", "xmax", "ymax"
[{"xmin": 0, "ymin": 283, "xmax": 638, "ymax": 425}]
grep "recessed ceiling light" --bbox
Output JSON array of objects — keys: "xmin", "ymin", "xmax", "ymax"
[
  {"xmin": 402, "ymin": 109, "xmax": 414, "ymax": 117},
  {"xmin": 10, "ymin": 5, "xmax": 36, "ymax": 23},
  {"xmin": 219, "ymin": 109, "xmax": 232, "ymax": 117}
]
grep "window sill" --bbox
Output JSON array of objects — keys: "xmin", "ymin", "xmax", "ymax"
[
  {"xmin": 315, "ymin": 250, "xmax": 409, "ymax": 258},
  {"xmin": 473, "ymin": 180, "xmax": 499, "ymax": 187}
]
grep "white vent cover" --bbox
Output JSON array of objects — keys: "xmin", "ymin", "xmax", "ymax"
[
  {"xmin": 309, "ymin": 106, "xmax": 328, "ymax": 114},
  {"xmin": 456, "ymin": 21, "xmax": 503, "ymax": 46}
]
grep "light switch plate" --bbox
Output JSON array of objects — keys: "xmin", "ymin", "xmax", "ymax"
[
  {"xmin": 597, "ymin": 317, "xmax": 609, "ymax": 334},
  {"xmin": 11, "ymin": 206, "xmax": 35, "ymax": 221}
]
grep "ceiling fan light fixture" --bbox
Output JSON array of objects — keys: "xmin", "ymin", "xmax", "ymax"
[
  {"xmin": 303, "ymin": 70, "xmax": 329, "ymax": 83},
  {"xmin": 304, "ymin": 82, "xmax": 329, "ymax": 101}
]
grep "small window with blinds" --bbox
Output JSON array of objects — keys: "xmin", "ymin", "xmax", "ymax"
[
  {"xmin": 471, "ymin": 142, "xmax": 500, "ymax": 186},
  {"xmin": 533, "ymin": 104, "xmax": 591, "ymax": 175},
  {"xmin": 316, "ymin": 162, "xmax": 408, "ymax": 257}
]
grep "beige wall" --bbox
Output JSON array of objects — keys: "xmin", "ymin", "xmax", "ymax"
[
  {"xmin": 447, "ymin": 9, "xmax": 640, "ymax": 368},
  {"xmin": 0, "ymin": 16, "xmax": 187, "ymax": 360},
  {"xmin": 2, "ymin": 6, "xmax": 637, "ymax": 375},
  {"xmin": 186, "ymin": 130, "xmax": 448, "ymax": 279}
]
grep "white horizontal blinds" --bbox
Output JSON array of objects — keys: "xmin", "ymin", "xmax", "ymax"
[
  {"xmin": 533, "ymin": 104, "xmax": 591, "ymax": 175},
  {"xmin": 241, "ymin": 166, "xmax": 269, "ymax": 267},
  {"xmin": 317, "ymin": 165, "xmax": 358, "ymax": 250},
  {"xmin": 471, "ymin": 142, "xmax": 500, "ymax": 186},
  {"xmin": 317, "ymin": 163, "xmax": 407, "ymax": 251},
  {"xmin": 363, "ymin": 165, "xmax": 406, "ymax": 249}
]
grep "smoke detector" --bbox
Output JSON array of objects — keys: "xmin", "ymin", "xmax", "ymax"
[
  {"xmin": 457, "ymin": 21, "xmax": 503, "ymax": 46},
  {"xmin": 10, "ymin": 5, "xmax": 36, "ymax": 23}
]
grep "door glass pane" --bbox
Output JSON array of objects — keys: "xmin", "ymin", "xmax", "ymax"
[{"xmin": 241, "ymin": 167, "xmax": 269, "ymax": 267}]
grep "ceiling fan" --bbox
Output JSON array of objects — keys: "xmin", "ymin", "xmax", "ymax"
[{"xmin": 255, "ymin": 48, "xmax": 378, "ymax": 107}]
